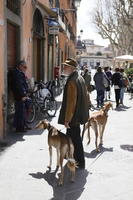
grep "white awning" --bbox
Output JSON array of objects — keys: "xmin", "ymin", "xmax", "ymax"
[{"xmin": 114, "ymin": 55, "xmax": 133, "ymax": 63}]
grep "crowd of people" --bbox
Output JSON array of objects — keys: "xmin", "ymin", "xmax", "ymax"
[{"xmin": 81, "ymin": 64, "xmax": 130, "ymax": 109}]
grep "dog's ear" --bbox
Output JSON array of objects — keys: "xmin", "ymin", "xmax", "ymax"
[
  {"xmin": 43, "ymin": 119, "xmax": 49, "ymax": 125},
  {"xmin": 107, "ymin": 102, "xmax": 113, "ymax": 110},
  {"xmin": 35, "ymin": 120, "xmax": 44, "ymax": 129}
]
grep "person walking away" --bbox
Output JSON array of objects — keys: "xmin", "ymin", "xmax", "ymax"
[
  {"xmin": 93, "ymin": 67, "xmax": 105, "ymax": 108},
  {"xmin": 104, "ymin": 67, "xmax": 112, "ymax": 100},
  {"xmin": 58, "ymin": 58, "xmax": 90, "ymax": 169},
  {"xmin": 82, "ymin": 67, "xmax": 92, "ymax": 106},
  {"xmin": 119, "ymin": 68, "xmax": 129, "ymax": 105},
  {"xmin": 83, "ymin": 68, "xmax": 91, "ymax": 92},
  {"xmin": 112, "ymin": 68, "xmax": 122, "ymax": 108},
  {"xmin": 11, "ymin": 60, "xmax": 31, "ymax": 132}
]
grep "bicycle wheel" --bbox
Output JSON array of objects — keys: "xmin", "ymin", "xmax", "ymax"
[
  {"xmin": 26, "ymin": 103, "xmax": 36, "ymax": 123},
  {"xmin": 45, "ymin": 97, "xmax": 57, "ymax": 117}
]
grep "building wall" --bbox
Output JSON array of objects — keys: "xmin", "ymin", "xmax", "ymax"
[
  {"xmin": 21, "ymin": 0, "xmax": 49, "ymax": 81},
  {"xmin": 0, "ymin": 0, "xmax": 78, "ymax": 139},
  {"xmin": 86, "ymin": 45, "xmax": 105, "ymax": 55},
  {"xmin": 77, "ymin": 39, "xmax": 113, "ymax": 69},
  {"xmin": 0, "ymin": 0, "xmax": 5, "ymax": 140}
]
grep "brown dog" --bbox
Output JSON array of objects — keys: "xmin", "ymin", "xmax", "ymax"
[
  {"xmin": 35, "ymin": 120, "xmax": 77, "ymax": 185},
  {"xmin": 82, "ymin": 102, "xmax": 113, "ymax": 152}
]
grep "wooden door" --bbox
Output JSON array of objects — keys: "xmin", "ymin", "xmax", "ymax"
[{"xmin": 7, "ymin": 22, "xmax": 19, "ymax": 118}]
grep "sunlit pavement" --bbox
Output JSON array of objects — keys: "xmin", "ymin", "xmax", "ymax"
[{"xmin": 0, "ymin": 85, "xmax": 133, "ymax": 200}]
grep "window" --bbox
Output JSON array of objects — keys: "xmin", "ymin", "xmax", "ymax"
[
  {"xmin": 90, "ymin": 60, "xmax": 94, "ymax": 67},
  {"xmin": 33, "ymin": 9, "xmax": 44, "ymax": 37},
  {"xmin": 96, "ymin": 51, "xmax": 102, "ymax": 56},
  {"xmin": 49, "ymin": 0, "xmax": 53, "ymax": 7},
  {"xmin": 55, "ymin": 0, "xmax": 60, "ymax": 8},
  {"xmin": 7, "ymin": 0, "xmax": 20, "ymax": 15}
]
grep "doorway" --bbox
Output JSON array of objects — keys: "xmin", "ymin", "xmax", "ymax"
[
  {"xmin": 7, "ymin": 22, "xmax": 20, "ymax": 120},
  {"xmin": 33, "ymin": 9, "xmax": 44, "ymax": 82}
]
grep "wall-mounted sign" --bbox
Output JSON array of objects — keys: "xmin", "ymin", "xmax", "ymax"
[{"xmin": 49, "ymin": 27, "xmax": 59, "ymax": 35}]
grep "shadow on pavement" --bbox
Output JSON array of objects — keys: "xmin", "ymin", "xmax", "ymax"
[
  {"xmin": 29, "ymin": 166, "xmax": 89, "ymax": 200},
  {"xmin": 85, "ymin": 145, "xmax": 113, "ymax": 159},
  {"xmin": 120, "ymin": 144, "xmax": 133, "ymax": 152},
  {"xmin": 0, "ymin": 128, "xmax": 44, "ymax": 155},
  {"xmin": 0, "ymin": 133, "xmax": 25, "ymax": 156},
  {"xmin": 115, "ymin": 105, "xmax": 131, "ymax": 111},
  {"xmin": 0, "ymin": 99, "xmax": 61, "ymax": 156}
]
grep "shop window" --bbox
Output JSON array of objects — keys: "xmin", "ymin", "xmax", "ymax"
[{"xmin": 7, "ymin": 0, "xmax": 20, "ymax": 15}]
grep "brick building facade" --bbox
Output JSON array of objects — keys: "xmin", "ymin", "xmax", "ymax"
[{"xmin": 0, "ymin": 0, "xmax": 80, "ymax": 141}]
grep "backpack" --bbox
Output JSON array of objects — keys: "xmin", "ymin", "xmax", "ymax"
[{"xmin": 103, "ymin": 75, "xmax": 110, "ymax": 88}]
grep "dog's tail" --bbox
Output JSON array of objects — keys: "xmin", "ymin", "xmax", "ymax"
[
  {"xmin": 67, "ymin": 158, "xmax": 78, "ymax": 172},
  {"xmin": 81, "ymin": 123, "xmax": 88, "ymax": 141}
]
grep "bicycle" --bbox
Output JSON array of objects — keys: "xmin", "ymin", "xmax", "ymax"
[{"xmin": 26, "ymin": 81, "xmax": 57, "ymax": 123}]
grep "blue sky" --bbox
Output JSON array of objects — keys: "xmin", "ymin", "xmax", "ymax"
[{"xmin": 77, "ymin": 0, "xmax": 109, "ymax": 46}]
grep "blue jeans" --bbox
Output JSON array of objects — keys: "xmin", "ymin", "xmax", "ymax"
[{"xmin": 120, "ymin": 87, "xmax": 125, "ymax": 104}]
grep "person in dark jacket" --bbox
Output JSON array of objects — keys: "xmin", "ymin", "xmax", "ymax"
[
  {"xmin": 58, "ymin": 58, "xmax": 90, "ymax": 169},
  {"xmin": 104, "ymin": 67, "xmax": 112, "ymax": 100},
  {"xmin": 112, "ymin": 68, "xmax": 122, "ymax": 108},
  {"xmin": 12, "ymin": 60, "xmax": 31, "ymax": 132},
  {"xmin": 93, "ymin": 67, "xmax": 105, "ymax": 107}
]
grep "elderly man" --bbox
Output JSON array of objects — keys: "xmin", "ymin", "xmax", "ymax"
[
  {"xmin": 58, "ymin": 58, "xmax": 90, "ymax": 169},
  {"xmin": 11, "ymin": 60, "xmax": 31, "ymax": 132}
]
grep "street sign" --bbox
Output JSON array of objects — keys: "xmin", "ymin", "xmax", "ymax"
[{"xmin": 49, "ymin": 27, "xmax": 59, "ymax": 35}]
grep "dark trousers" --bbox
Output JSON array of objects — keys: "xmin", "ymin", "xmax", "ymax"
[
  {"xmin": 114, "ymin": 89, "xmax": 121, "ymax": 106},
  {"xmin": 66, "ymin": 125, "xmax": 85, "ymax": 166},
  {"xmin": 97, "ymin": 90, "xmax": 105, "ymax": 106},
  {"xmin": 14, "ymin": 100, "xmax": 26, "ymax": 130}
]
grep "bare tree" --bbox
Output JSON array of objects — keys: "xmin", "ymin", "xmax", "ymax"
[{"xmin": 93, "ymin": 0, "xmax": 133, "ymax": 56}]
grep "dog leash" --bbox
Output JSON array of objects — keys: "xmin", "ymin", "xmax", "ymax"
[{"xmin": 87, "ymin": 152, "xmax": 103, "ymax": 170}]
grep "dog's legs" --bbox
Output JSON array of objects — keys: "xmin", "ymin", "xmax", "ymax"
[
  {"xmin": 99, "ymin": 122, "xmax": 106, "ymax": 145},
  {"xmin": 56, "ymin": 148, "xmax": 60, "ymax": 168},
  {"xmin": 69, "ymin": 145, "xmax": 75, "ymax": 183},
  {"xmin": 48, "ymin": 146, "xmax": 52, "ymax": 169},
  {"xmin": 94, "ymin": 121, "xmax": 99, "ymax": 152},
  {"xmin": 58, "ymin": 155, "xmax": 64, "ymax": 186},
  {"xmin": 91, "ymin": 121, "xmax": 99, "ymax": 152},
  {"xmin": 87, "ymin": 122, "xmax": 91, "ymax": 145}
]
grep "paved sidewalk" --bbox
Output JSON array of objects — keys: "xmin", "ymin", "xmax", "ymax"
[{"xmin": 0, "ymin": 90, "xmax": 133, "ymax": 200}]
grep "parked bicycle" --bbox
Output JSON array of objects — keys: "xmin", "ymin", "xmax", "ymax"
[
  {"xmin": 53, "ymin": 75, "xmax": 67, "ymax": 96},
  {"xmin": 26, "ymin": 81, "xmax": 57, "ymax": 123}
]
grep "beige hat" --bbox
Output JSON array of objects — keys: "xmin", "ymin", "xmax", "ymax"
[{"xmin": 62, "ymin": 58, "xmax": 78, "ymax": 68}]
